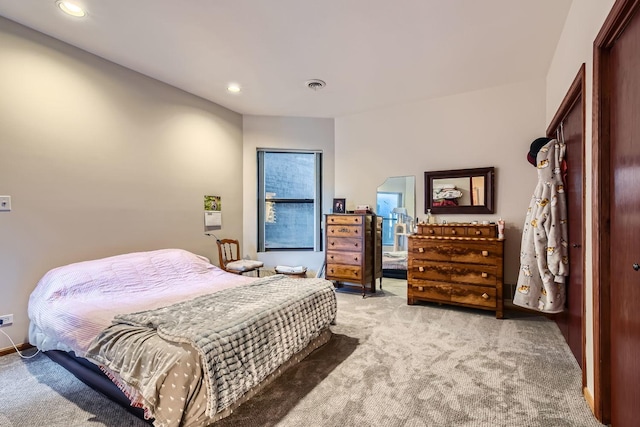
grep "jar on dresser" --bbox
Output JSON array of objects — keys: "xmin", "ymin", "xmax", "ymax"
[
  {"xmin": 408, "ymin": 223, "xmax": 505, "ymax": 318},
  {"xmin": 325, "ymin": 213, "xmax": 382, "ymax": 297}
]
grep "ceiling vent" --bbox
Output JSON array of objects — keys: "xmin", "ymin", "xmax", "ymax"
[{"xmin": 305, "ymin": 79, "xmax": 326, "ymax": 91}]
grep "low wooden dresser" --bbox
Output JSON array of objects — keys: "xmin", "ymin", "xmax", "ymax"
[
  {"xmin": 325, "ymin": 213, "xmax": 382, "ymax": 296},
  {"xmin": 408, "ymin": 223, "xmax": 505, "ymax": 318}
]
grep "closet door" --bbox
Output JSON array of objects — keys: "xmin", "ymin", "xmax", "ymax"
[{"xmin": 547, "ymin": 65, "xmax": 585, "ymax": 373}]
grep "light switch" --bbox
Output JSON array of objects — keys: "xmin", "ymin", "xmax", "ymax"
[{"xmin": 0, "ymin": 196, "xmax": 11, "ymax": 211}]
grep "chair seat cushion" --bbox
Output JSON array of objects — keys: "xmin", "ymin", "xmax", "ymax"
[{"xmin": 226, "ymin": 259, "xmax": 264, "ymax": 272}]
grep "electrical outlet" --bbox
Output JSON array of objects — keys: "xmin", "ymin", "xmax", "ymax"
[
  {"xmin": 0, "ymin": 314, "xmax": 14, "ymax": 326},
  {"xmin": 0, "ymin": 196, "xmax": 11, "ymax": 212}
]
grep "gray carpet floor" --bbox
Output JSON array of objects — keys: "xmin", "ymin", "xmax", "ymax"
[{"xmin": 0, "ymin": 279, "xmax": 604, "ymax": 427}]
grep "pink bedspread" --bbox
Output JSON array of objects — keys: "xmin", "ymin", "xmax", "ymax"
[{"xmin": 28, "ymin": 248, "xmax": 255, "ymax": 355}]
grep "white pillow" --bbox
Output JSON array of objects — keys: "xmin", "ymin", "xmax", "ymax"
[
  {"xmin": 275, "ymin": 265, "xmax": 306, "ymax": 274},
  {"xmin": 226, "ymin": 259, "xmax": 264, "ymax": 272}
]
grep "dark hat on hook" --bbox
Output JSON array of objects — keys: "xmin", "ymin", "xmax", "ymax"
[{"xmin": 527, "ymin": 137, "xmax": 552, "ymax": 166}]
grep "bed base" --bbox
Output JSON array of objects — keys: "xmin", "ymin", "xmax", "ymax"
[
  {"xmin": 45, "ymin": 350, "xmax": 151, "ymax": 422},
  {"xmin": 382, "ymin": 268, "xmax": 407, "ymax": 279},
  {"xmin": 46, "ymin": 328, "xmax": 332, "ymax": 424}
]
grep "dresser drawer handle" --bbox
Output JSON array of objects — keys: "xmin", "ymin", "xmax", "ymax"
[
  {"xmin": 481, "ymin": 293, "xmax": 490, "ymax": 300},
  {"xmin": 354, "ymin": 271, "xmax": 359, "ymax": 276},
  {"xmin": 475, "ymin": 230, "xmax": 482, "ymax": 235},
  {"xmin": 330, "ymin": 255, "xmax": 334, "ymax": 260},
  {"xmin": 418, "ymin": 247, "xmax": 424, "ymax": 253},
  {"xmin": 418, "ymin": 286, "xmax": 424, "ymax": 292},
  {"xmin": 481, "ymin": 272, "xmax": 488, "ymax": 278},
  {"xmin": 482, "ymin": 250, "xmax": 489, "ymax": 257},
  {"xmin": 428, "ymin": 230, "xmax": 435, "ymax": 234},
  {"xmin": 354, "ymin": 229, "xmax": 358, "ymax": 234},
  {"xmin": 354, "ymin": 218, "xmax": 359, "ymax": 223},
  {"xmin": 354, "ymin": 257, "xmax": 358, "ymax": 261},
  {"xmin": 354, "ymin": 243, "xmax": 359, "ymax": 247},
  {"xmin": 330, "ymin": 242, "xmax": 335, "ymax": 246},
  {"xmin": 330, "ymin": 218, "xmax": 335, "ymax": 222},
  {"xmin": 451, "ymin": 230, "xmax": 457, "ymax": 235},
  {"xmin": 419, "ymin": 267, "xmax": 426, "ymax": 272},
  {"xmin": 330, "ymin": 269, "xmax": 334, "ymax": 273}
]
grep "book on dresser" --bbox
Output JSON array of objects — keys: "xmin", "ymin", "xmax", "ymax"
[
  {"xmin": 408, "ymin": 223, "xmax": 505, "ymax": 318},
  {"xmin": 325, "ymin": 213, "xmax": 382, "ymax": 297}
]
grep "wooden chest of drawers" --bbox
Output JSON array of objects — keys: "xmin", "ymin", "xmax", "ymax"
[
  {"xmin": 408, "ymin": 223, "xmax": 504, "ymax": 318},
  {"xmin": 325, "ymin": 214, "xmax": 382, "ymax": 296}
]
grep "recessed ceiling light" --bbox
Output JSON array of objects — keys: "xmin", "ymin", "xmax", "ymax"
[
  {"xmin": 227, "ymin": 83, "xmax": 241, "ymax": 93},
  {"xmin": 56, "ymin": 1, "xmax": 87, "ymax": 17}
]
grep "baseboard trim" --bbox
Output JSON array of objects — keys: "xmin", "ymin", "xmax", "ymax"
[
  {"xmin": 583, "ymin": 386, "xmax": 595, "ymax": 414},
  {"xmin": 0, "ymin": 343, "xmax": 34, "ymax": 357}
]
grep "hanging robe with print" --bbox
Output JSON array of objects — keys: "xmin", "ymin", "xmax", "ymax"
[{"xmin": 513, "ymin": 139, "xmax": 569, "ymax": 313}]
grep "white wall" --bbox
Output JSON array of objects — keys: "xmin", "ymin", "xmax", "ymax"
[
  {"xmin": 242, "ymin": 115, "xmax": 335, "ymax": 274},
  {"xmin": 0, "ymin": 17, "xmax": 244, "ymax": 348},
  {"xmin": 335, "ymin": 79, "xmax": 547, "ymax": 284},
  {"xmin": 545, "ymin": 0, "xmax": 615, "ymax": 401}
]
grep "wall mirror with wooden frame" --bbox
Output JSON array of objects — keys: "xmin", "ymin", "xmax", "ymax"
[{"xmin": 425, "ymin": 167, "xmax": 495, "ymax": 214}]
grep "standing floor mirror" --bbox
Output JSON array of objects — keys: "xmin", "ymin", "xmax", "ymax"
[{"xmin": 376, "ymin": 176, "xmax": 415, "ymax": 279}]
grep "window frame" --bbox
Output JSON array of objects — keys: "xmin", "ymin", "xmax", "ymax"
[{"xmin": 257, "ymin": 149, "xmax": 323, "ymax": 252}]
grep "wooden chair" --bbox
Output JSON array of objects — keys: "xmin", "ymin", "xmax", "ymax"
[{"xmin": 216, "ymin": 238, "xmax": 264, "ymax": 276}]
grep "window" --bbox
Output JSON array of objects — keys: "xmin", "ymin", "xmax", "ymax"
[{"xmin": 257, "ymin": 150, "xmax": 322, "ymax": 251}]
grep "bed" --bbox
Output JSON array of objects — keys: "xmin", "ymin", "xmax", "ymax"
[
  {"xmin": 382, "ymin": 250, "xmax": 408, "ymax": 279},
  {"xmin": 28, "ymin": 248, "xmax": 337, "ymax": 427}
]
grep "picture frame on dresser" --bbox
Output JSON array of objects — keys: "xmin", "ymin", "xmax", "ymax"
[{"xmin": 332, "ymin": 198, "xmax": 346, "ymax": 214}]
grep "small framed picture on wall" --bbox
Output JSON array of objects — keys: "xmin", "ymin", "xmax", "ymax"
[{"xmin": 333, "ymin": 198, "xmax": 346, "ymax": 214}]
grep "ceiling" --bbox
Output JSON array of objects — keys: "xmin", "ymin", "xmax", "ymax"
[{"xmin": 0, "ymin": 0, "xmax": 573, "ymax": 118}]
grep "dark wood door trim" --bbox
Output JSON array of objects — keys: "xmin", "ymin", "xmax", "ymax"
[
  {"xmin": 546, "ymin": 63, "xmax": 586, "ymax": 388},
  {"xmin": 547, "ymin": 64, "xmax": 585, "ymax": 136},
  {"xmin": 592, "ymin": 0, "xmax": 640, "ymax": 423}
]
